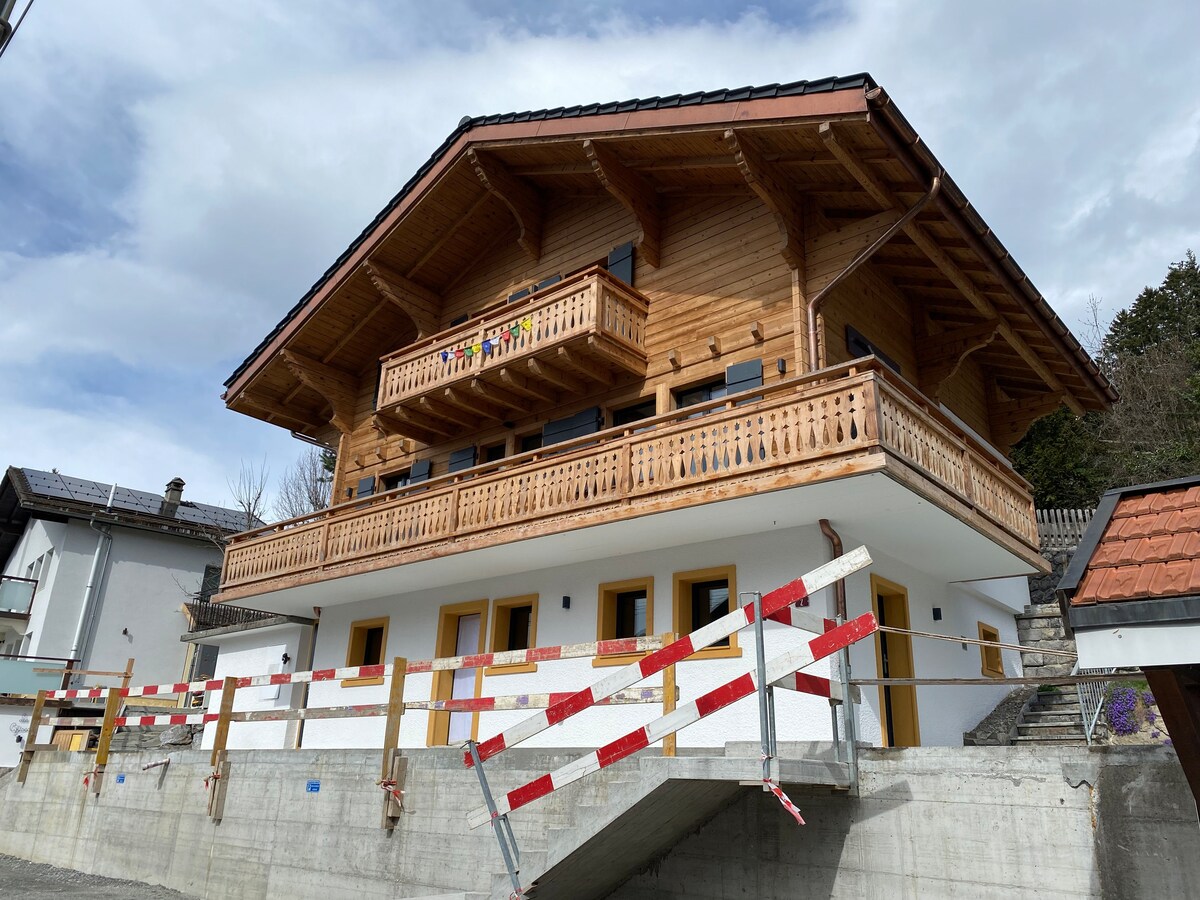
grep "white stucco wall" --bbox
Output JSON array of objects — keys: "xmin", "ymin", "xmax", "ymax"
[
  {"xmin": 214, "ymin": 524, "xmax": 1028, "ymax": 753},
  {"xmin": 0, "ymin": 704, "xmax": 33, "ymax": 768},
  {"xmin": 1076, "ymin": 621, "xmax": 1200, "ymax": 668},
  {"xmin": 3, "ymin": 517, "xmax": 223, "ymax": 690},
  {"xmin": 200, "ymin": 624, "xmax": 313, "ymax": 751}
]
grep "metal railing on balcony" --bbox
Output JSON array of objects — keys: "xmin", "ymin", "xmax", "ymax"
[
  {"xmin": 0, "ymin": 575, "xmax": 37, "ymax": 616},
  {"xmin": 219, "ymin": 358, "xmax": 1039, "ymax": 598},
  {"xmin": 184, "ymin": 602, "xmax": 279, "ymax": 634}
]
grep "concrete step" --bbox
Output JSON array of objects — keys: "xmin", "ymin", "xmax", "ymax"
[
  {"xmin": 1023, "ymin": 712, "xmax": 1083, "ymax": 726},
  {"xmin": 1029, "ymin": 699, "xmax": 1081, "ymax": 712},
  {"xmin": 1018, "ymin": 723, "xmax": 1084, "ymax": 738},
  {"xmin": 1013, "ymin": 734, "xmax": 1087, "ymax": 745}
]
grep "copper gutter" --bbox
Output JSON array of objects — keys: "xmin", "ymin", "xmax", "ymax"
[{"xmin": 806, "ymin": 176, "xmax": 941, "ymax": 371}]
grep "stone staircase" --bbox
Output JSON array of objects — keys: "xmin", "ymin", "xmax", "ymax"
[{"xmin": 1014, "ymin": 689, "xmax": 1089, "ymax": 746}]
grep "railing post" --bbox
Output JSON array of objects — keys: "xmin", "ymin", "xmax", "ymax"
[
  {"xmin": 962, "ymin": 448, "xmax": 975, "ymax": 504},
  {"xmin": 210, "ymin": 676, "xmax": 238, "ymax": 768},
  {"xmin": 661, "ymin": 632, "xmax": 677, "ymax": 758},
  {"xmin": 380, "ymin": 657, "xmax": 408, "ymax": 828},
  {"xmin": 16, "ymin": 689, "xmax": 47, "ymax": 784},
  {"xmin": 92, "ymin": 688, "xmax": 122, "ymax": 796},
  {"xmin": 121, "ymin": 658, "xmax": 135, "ymax": 692}
]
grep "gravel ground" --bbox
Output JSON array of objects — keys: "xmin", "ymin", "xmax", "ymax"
[{"xmin": 0, "ymin": 854, "xmax": 191, "ymax": 898}]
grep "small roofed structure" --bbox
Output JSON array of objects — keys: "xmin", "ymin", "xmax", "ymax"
[{"xmin": 1059, "ymin": 474, "xmax": 1200, "ymax": 804}]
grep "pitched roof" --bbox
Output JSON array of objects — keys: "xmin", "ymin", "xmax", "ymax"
[
  {"xmin": 1059, "ymin": 475, "xmax": 1200, "ymax": 606},
  {"xmin": 224, "ymin": 75, "xmax": 878, "ymax": 390},
  {"xmin": 0, "ymin": 467, "xmax": 259, "ymax": 568}
]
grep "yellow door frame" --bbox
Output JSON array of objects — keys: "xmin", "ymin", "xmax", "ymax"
[
  {"xmin": 870, "ymin": 573, "xmax": 921, "ymax": 747},
  {"xmin": 427, "ymin": 599, "xmax": 489, "ymax": 747}
]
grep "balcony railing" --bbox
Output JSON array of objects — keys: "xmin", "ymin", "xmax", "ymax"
[
  {"xmin": 184, "ymin": 602, "xmax": 280, "ymax": 634},
  {"xmin": 0, "ymin": 576, "xmax": 37, "ymax": 617},
  {"xmin": 375, "ymin": 268, "xmax": 649, "ymax": 436},
  {"xmin": 219, "ymin": 359, "xmax": 1039, "ymax": 600},
  {"xmin": 0, "ymin": 654, "xmax": 73, "ymax": 695}
]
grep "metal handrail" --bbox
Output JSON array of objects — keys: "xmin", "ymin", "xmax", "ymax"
[{"xmin": 1073, "ymin": 661, "xmax": 1115, "ymax": 744}]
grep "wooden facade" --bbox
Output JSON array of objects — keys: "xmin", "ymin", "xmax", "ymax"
[{"xmin": 217, "ymin": 81, "xmax": 1114, "ymax": 602}]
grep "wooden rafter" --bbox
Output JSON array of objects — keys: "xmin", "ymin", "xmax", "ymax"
[
  {"xmin": 500, "ymin": 367, "xmax": 556, "ymax": 403},
  {"xmin": 527, "ymin": 358, "xmax": 585, "ymax": 394},
  {"xmin": 362, "ymin": 261, "xmax": 440, "ymax": 338},
  {"xmin": 470, "ymin": 378, "xmax": 526, "ymax": 413},
  {"xmin": 443, "ymin": 386, "xmax": 506, "ymax": 421},
  {"xmin": 417, "ymin": 396, "xmax": 475, "ymax": 430},
  {"xmin": 407, "ymin": 190, "xmax": 493, "ymax": 281},
  {"xmin": 805, "ymin": 208, "xmax": 902, "ymax": 297},
  {"xmin": 916, "ymin": 319, "xmax": 1001, "ymax": 400},
  {"xmin": 238, "ymin": 389, "xmax": 324, "ymax": 434},
  {"xmin": 990, "ymin": 391, "xmax": 1066, "ymax": 449},
  {"xmin": 396, "ymin": 407, "xmax": 454, "ymax": 440},
  {"xmin": 322, "ymin": 297, "xmax": 390, "ymax": 367},
  {"xmin": 556, "ymin": 346, "xmax": 611, "ymax": 384},
  {"xmin": 723, "ymin": 129, "xmax": 804, "ymax": 270},
  {"xmin": 372, "ymin": 412, "xmax": 440, "ymax": 447},
  {"xmin": 468, "ymin": 148, "xmax": 542, "ymax": 261},
  {"xmin": 820, "ymin": 121, "xmax": 1083, "ymax": 415},
  {"xmin": 280, "ymin": 350, "xmax": 359, "ymax": 433},
  {"xmin": 582, "ymin": 139, "xmax": 662, "ymax": 268}
]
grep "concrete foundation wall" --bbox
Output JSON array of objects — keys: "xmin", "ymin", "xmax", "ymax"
[
  {"xmin": 610, "ymin": 746, "xmax": 1200, "ymax": 899},
  {"xmin": 0, "ymin": 745, "xmax": 1194, "ymax": 899}
]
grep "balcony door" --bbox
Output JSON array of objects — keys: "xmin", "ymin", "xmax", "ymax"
[
  {"xmin": 428, "ymin": 600, "xmax": 488, "ymax": 746},
  {"xmin": 871, "ymin": 575, "xmax": 920, "ymax": 747}
]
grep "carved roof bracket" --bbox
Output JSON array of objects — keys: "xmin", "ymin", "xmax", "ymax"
[
  {"xmin": 281, "ymin": 350, "xmax": 359, "ymax": 434},
  {"xmin": 724, "ymin": 128, "xmax": 804, "ymax": 271},
  {"xmin": 468, "ymin": 148, "xmax": 543, "ymax": 261},
  {"xmin": 990, "ymin": 389, "xmax": 1067, "ymax": 450},
  {"xmin": 362, "ymin": 260, "xmax": 440, "ymax": 339},
  {"xmin": 582, "ymin": 139, "xmax": 661, "ymax": 268},
  {"xmin": 917, "ymin": 319, "xmax": 1002, "ymax": 400}
]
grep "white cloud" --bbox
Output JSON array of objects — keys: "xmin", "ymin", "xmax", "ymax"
[{"xmin": 2, "ymin": 0, "xmax": 1199, "ymax": 505}]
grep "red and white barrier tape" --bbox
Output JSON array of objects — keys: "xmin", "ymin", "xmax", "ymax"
[
  {"xmin": 765, "ymin": 779, "xmax": 806, "ymax": 825},
  {"xmin": 44, "ymin": 635, "xmax": 668, "ymax": 701},
  {"xmin": 466, "ymin": 611, "xmax": 878, "ymax": 828},
  {"xmin": 466, "ymin": 546, "xmax": 871, "ymax": 768}
]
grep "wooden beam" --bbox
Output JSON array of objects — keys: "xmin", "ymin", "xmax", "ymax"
[
  {"xmin": 556, "ymin": 346, "xmax": 612, "ymax": 385},
  {"xmin": 583, "ymin": 139, "xmax": 662, "ymax": 268},
  {"xmin": 470, "ymin": 377, "xmax": 526, "ymax": 413},
  {"xmin": 237, "ymin": 389, "xmax": 325, "ymax": 433},
  {"xmin": 362, "ymin": 261, "xmax": 440, "ymax": 338},
  {"xmin": 820, "ymin": 121, "xmax": 1082, "ymax": 414},
  {"xmin": 527, "ymin": 358, "xmax": 586, "ymax": 394},
  {"xmin": 407, "ymin": 191, "xmax": 492, "ymax": 280},
  {"xmin": 724, "ymin": 129, "xmax": 804, "ymax": 270},
  {"xmin": 417, "ymin": 396, "xmax": 475, "ymax": 430},
  {"xmin": 916, "ymin": 319, "xmax": 1001, "ymax": 400},
  {"xmin": 281, "ymin": 350, "xmax": 359, "ymax": 433},
  {"xmin": 396, "ymin": 407, "xmax": 454, "ymax": 440},
  {"xmin": 500, "ymin": 367, "xmax": 556, "ymax": 403},
  {"xmin": 468, "ymin": 149, "xmax": 542, "ymax": 261},
  {"xmin": 372, "ymin": 412, "xmax": 440, "ymax": 446},
  {"xmin": 322, "ymin": 298, "xmax": 390, "ymax": 365},
  {"xmin": 805, "ymin": 208, "xmax": 902, "ymax": 296},
  {"xmin": 989, "ymin": 391, "xmax": 1066, "ymax": 448},
  {"xmin": 443, "ymin": 386, "xmax": 505, "ymax": 421}
]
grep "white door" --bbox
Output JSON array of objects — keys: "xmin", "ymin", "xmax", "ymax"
[{"xmin": 447, "ymin": 613, "xmax": 481, "ymax": 743}]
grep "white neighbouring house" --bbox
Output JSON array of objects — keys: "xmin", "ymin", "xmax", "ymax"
[
  {"xmin": 201, "ymin": 75, "xmax": 1115, "ymax": 757},
  {"xmin": 0, "ymin": 467, "xmax": 254, "ymax": 766}
]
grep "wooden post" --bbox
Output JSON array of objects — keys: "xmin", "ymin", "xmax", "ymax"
[
  {"xmin": 121, "ymin": 658, "xmax": 135, "ymax": 692},
  {"xmin": 16, "ymin": 690, "xmax": 47, "ymax": 784},
  {"xmin": 92, "ymin": 688, "xmax": 122, "ymax": 795},
  {"xmin": 210, "ymin": 676, "xmax": 238, "ymax": 768},
  {"xmin": 381, "ymin": 657, "xmax": 408, "ymax": 827},
  {"xmin": 661, "ymin": 632, "xmax": 677, "ymax": 758}
]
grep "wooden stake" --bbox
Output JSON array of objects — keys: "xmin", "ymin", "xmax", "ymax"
[
  {"xmin": 661, "ymin": 632, "xmax": 677, "ymax": 758},
  {"xmin": 92, "ymin": 688, "xmax": 123, "ymax": 795},
  {"xmin": 381, "ymin": 657, "xmax": 407, "ymax": 781},
  {"xmin": 210, "ymin": 676, "xmax": 238, "ymax": 768},
  {"xmin": 16, "ymin": 690, "xmax": 46, "ymax": 784},
  {"xmin": 121, "ymin": 658, "xmax": 135, "ymax": 692}
]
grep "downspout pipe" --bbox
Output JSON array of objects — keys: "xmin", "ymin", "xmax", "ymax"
[
  {"xmin": 69, "ymin": 485, "xmax": 116, "ymax": 680},
  {"xmin": 807, "ymin": 176, "xmax": 941, "ymax": 372},
  {"xmin": 820, "ymin": 518, "xmax": 858, "ymax": 792}
]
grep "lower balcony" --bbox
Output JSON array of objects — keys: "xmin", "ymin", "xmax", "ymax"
[
  {"xmin": 0, "ymin": 655, "xmax": 72, "ymax": 697},
  {"xmin": 217, "ymin": 359, "xmax": 1043, "ymax": 610}
]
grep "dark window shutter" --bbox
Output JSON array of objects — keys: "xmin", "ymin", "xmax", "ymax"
[
  {"xmin": 191, "ymin": 644, "xmax": 219, "ymax": 680},
  {"xmin": 725, "ymin": 359, "xmax": 764, "ymax": 394},
  {"xmin": 507, "ymin": 287, "xmax": 530, "ymax": 304},
  {"xmin": 356, "ymin": 476, "xmax": 376, "ymax": 498},
  {"xmin": 409, "ymin": 460, "xmax": 432, "ymax": 483},
  {"xmin": 535, "ymin": 275, "xmax": 561, "ymax": 292},
  {"xmin": 198, "ymin": 564, "xmax": 222, "ymax": 603},
  {"xmin": 449, "ymin": 446, "xmax": 478, "ymax": 473},
  {"xmin": 845, "ymin": 325, "xmax": 901, "ymax": 375},
  {"xmin": 543, "ymin": 406, "xmax": 603, "ymax": 446},
  {"xmin": 450, "ymin": 313, "xmax": 469, "ymax": 326},
  {"xmin": 607, "ymin": 242, "xmax": 634, "ymax": 286}
]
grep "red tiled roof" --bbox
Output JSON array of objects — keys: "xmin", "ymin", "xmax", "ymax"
[{"xmin": 1073, "ymin": 485, "xmax": 1200, "ymax": 604}]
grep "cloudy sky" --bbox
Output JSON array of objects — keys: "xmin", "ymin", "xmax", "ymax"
[{"xmin": 2, "ymin": 1, "xmax": 1198, "ymax": 514}]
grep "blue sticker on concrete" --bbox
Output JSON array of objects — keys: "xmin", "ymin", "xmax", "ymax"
[
  {"xmin": 116, "ymin": 774, "xmax": 125, "ymax": 784},
  {"xmin": 306, "ymin": 779, "xmax": 320, "ymax": 793}
]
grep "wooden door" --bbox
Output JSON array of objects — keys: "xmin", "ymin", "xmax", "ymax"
[
  {"xmin": 428, "ymin": 600, "xmax": 488, "ymax": 746},
  {"xmin": 871, "ymin": 575, "xmax": 920, "ymax": 747}
]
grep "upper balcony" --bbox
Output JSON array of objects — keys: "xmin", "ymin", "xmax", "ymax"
[
  {"xmin": 0, "ymin": 575, "xmax": 36, "ymax": 619},
  {"xmin": 0, "ymin": 654, "xmax": 72, "ymax": 697},
  {"xmin": 217, "ymin": 359, "xmax": 1044, "ymax": 610},
  {"xmin": 375, "ymin": 268, "xmax": 649, "ymax": 439}
]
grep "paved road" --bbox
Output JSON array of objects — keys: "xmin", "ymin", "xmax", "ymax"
[{"xmin": 0, "ymin": 854, "xmax": 189, "ymax": 898}]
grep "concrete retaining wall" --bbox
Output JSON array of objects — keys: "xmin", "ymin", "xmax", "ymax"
[{"xmin": 0, "ymin": 745, "xmax": 1196, "ymax": 899}]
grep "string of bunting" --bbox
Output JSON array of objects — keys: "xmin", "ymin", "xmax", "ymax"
[{"xmin": 440, "ymin": 317, "xmax": 533, "ymax": 363}]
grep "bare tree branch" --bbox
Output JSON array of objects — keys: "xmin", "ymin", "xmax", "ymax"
[
  {"xmin": 228, "ymin": 458, "xmax": 270, "ymax": 531},
  {"xmin": 273, "ymin": 448, "xmax": 334, "ymax": 520}
]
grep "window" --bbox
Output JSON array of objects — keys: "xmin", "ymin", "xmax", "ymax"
[
  {"xmin": 611, "ymin": 398, "xmax": 656, "ymax": 429},
  {"xmin": 488, "ymin": 595, "xmax": 538, "ymax": 675},
  {"xmin": 344, "ymin": 617, "xmax": 389, "ymax": 686},
  {"xmin": 519, "ymin": 432, "xmax": 543, "ymax": 454},
  {"xmin": 595, "ymin": 578, "xmax": 655, "ymax": 667},
  {"xmin": 674, "ymin": 378, "xmax": 727, "ymax": 409},
  {"xmin": 673, "ymin": 566, "xmax": 740, "ymax": 659},
  {"xmin": 482, "ymin": 441, "xmax": 507, "ymax": 463},
  {"xmin": 978, "ymin": 622, "xmax": 1004, "ymax": 678},
  {"xmin": 381, "ymin": 468, "xmax": 411, "ymax": 492}
]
